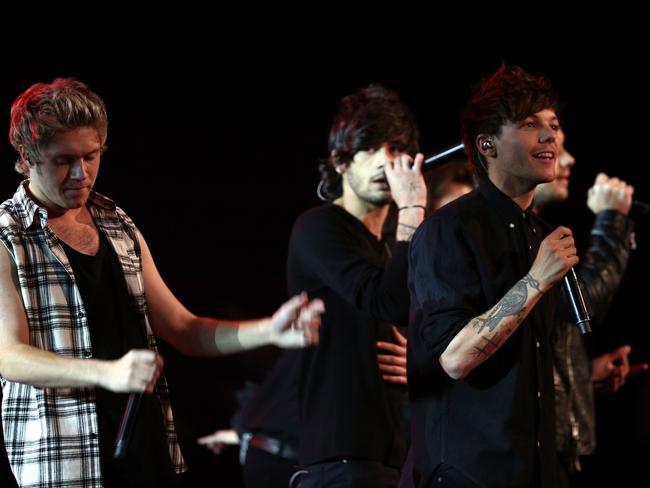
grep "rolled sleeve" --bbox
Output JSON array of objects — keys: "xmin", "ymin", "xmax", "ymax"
[{"xmin": 408, "ymin": 214, "xmax": 484, "ymax": 380}]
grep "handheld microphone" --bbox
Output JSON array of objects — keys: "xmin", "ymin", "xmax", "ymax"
[
  {"xmin": 113, "ymin": 392, "xmax": 142, "ymax": 459},
  {"xmin": 562, "ymin": 268, "xmax": 591, "ymax": 334},
  {"xmin": 423, "ymin": 143, "xmax": 466, "ymax": 171}
]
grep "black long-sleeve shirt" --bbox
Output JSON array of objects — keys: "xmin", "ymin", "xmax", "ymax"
[
  {"xmin": 287, "ymin": 203, "xmax": 409, "ymax": 467},
  {"xmin": 238, "ymin": 350, "xmax": 301, "ymax": 446},
  {"xmin": 408, "ymin": 178, "xmax": 559, "ymax": 488}
]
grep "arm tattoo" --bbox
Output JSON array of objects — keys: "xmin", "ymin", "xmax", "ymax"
[
  {"xmin": 521, "ymin": 273, "xmax": 542, "ymax": 293},
  {"xmin": 472, "ymin": 332, "xmax": 501, "ymax": 358},
  {"xmin": 473, "ymin": 279, "xmax": 529, "ymax": 334}
]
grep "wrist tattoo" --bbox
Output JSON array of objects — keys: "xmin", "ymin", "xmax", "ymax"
[{"xmin": 521, "ymin": 273, "xmax": 542, "ymax": 293}]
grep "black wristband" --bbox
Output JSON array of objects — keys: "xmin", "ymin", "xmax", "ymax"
[{"xmin": 398, "ymin": 205, "xmax": 426, "ymax": 212}]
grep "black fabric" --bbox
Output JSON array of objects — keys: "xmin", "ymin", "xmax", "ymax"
[
  {"xmin": 301, "ymin": 458, "xmax": 399, "ymax": 488},
  {"xmin": 287, "ymin": 203, "xmax": 409, "ymax": 468},
  {"xmin": 61, "ymin": 233, "xmax": 178, "ymax": 487},
  {"xmin": 408, "ymin": 177, "xmax": 559, "ymax": 488},
  {"xmin": 242, "ymin": 445, "xmax": 303, "ymax": 488},
  {"xmin": 239, "ymin": 350, "xmax": 301, "ymax": 445}
]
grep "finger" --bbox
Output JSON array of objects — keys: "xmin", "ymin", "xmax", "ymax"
[
  {"xmin": 553, "ymin": 226, "xmax": 573, "ymax": 240},
  {"xmin": 560, "ymin": 237, "xmax": 575, "ymax": 250},
  {"xmin": 305, "ymin": 318, "xmax": 320, "ymax": 345},
  {"xmin": 378, "ymin": 363, "xmax": 407, "ymax": 374},
  {"xmin": 393, "ymin": 155, "xmax": 406, "ymax": 170},
  {"xmin": 197, "ymin": 433, "xmax": 220, "ymax": 444},
  {"xmin": 620, "ymin": 354, "xmax": 631, "ymax": 377},
  {"xmin": 402, "ymin": 154, "xmax": 414, "ymax": 170},
  {"xmin": 377, "ymin": 354, "xmax": 406, "ymax": 366},
  {"xmin": 391, "ymin": 325, "xmax": 407, "ymax": 346},
  {"xmin": 382, "ymin": 374, "xmax": 407, "ymax": 385},
  {"xmin": 305, "ymin": 298, "xmax": 325, "ymax": 314},
  {"xmin": 595, "ymin": 173, "xmax": 608, "ymax": 185},
  {"xmin": 376, "ymin": 341, "xmax": 406, "ymax": 354},
  {"xmin": 412, "ymin": 153, "xmax": 424, "ymax": 172},
  {"xmin": 629, "ymin": 364, "xmax": 649, "ymax": 376},
  {"xmin": 282, "ymin": 293, "xmax": 309, "ymax": 316},
  {"xmin": 132, "ymin": 348, "xmax": 156, "ymax": 363},
  {"xmin": 155, "ymin": 353, "xmax": 164, "ymax": 369},
  {"xmin": 608, "ymin": 177, "xmax": 621, "ymax": 187}
]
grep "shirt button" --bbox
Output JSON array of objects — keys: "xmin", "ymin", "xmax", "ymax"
[
  {"xmin": 78, "ymin": 312, "xmax": 85, "ymax": 318},
  {"xmin": 533, "ymin": 228, "xmax": 537, "ymax": 234},
  {"xmin": 529, "ymin": 245, "xmax": 532, "ymax": 249},
  {"xmin": 538, "ymin": 391, "xmax": 541, "ymax": 398},
  {"xmin": 536, "ymin": 341, "xmax": 540, "ymax": 348},
  {"xmin": 438, "ymin": 476, "xmax": 443, "ymax": 483},
  {"xmin": 537, "ymin": 440, "xmax": 541, "ymax": 447},
  {"xmin": 509, "ymin": 223, "xmax": 515, "ymax": 229}
]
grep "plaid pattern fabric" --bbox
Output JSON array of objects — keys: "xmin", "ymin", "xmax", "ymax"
[{"xmin": 0, "ymin": 181, "xmax": 185, "ymax": 487}]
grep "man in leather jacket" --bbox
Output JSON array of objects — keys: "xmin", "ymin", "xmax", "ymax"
[{"xmin": 533, "ymin": 130, "xmax": 640, "ymax": 487}]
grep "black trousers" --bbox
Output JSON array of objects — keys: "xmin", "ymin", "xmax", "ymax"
[
  {"xmin": 243, "ymin": 445, "xmax": 304, "ymax": 488},
  {"xmin": 300, "ymin": 458, "xmax": 399, "ymax": 488}
]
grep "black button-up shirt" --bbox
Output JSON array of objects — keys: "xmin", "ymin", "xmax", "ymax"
[{"xmin": 408, "ymin": 177, "xmax": 558, "ymax": 487}]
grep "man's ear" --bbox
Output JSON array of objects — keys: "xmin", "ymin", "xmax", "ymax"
[{"xmin": 476, "ymin": 135, "xmax": 496, "ymax": 158}]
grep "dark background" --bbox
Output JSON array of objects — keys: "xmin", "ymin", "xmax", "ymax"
[{"xmin": 1, "ymin": 36, "xmax": 649, "ymax": 485}]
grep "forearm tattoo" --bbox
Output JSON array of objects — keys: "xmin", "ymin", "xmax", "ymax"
[
  {"xmin": 472, "ymin": 332, "xmax": 501, "ymax": 358},
  {"xmin": 521, "ymin": 272, "xmax": 542, "ymax": 293},
  {"xmin": 473, "ymin": 277, "xmax": 532, "ymax": 334}
]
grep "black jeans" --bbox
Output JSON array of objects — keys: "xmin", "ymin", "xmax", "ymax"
[
  {"xmin": 243, "ymin": 445, "xmax": 304, "ymax": 488},
  {"xmin": 301, "ymin": 458, "xmax": 399, "ymax": 488}
]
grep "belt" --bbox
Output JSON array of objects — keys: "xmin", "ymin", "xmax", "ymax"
[{"xmin": 247, "ymin": 433, "xmax": 298, "ymax": 461}]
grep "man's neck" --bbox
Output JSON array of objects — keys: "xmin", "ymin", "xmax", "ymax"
[
  {"xmin": 47, "ymin": 206, "xmax": 88, "ymax": 225},
  {"xmin": 489, "ymin": 173, "xmax": 536, "ymax": 211},
  {"xmin": 334, "ymin": 195, "xmax": 389, "ymax": 240}
]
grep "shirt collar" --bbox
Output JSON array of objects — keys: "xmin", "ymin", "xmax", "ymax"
[
  {"xmin": 478, "ymin": 176, "xmax": 535, "ymax": 227},
  {"xmin": 13, "ymin": 179, "xmax": 117, "ymax": 230}
]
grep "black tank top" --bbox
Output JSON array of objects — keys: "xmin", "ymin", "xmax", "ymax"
[{"xmin": 61, "ymin": 232, "xmax": 178, "ymax": 487}]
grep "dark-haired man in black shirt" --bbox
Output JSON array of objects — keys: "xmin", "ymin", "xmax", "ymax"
[
  {"xmin": 408, "ymin": 66, "xmax": 577, "ymax": 488},
  {"xmin": 288, "ymin": 84, "xmax": 427, "ymax": 487}
]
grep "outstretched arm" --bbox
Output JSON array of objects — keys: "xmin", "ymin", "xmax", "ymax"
[{"xmin": 139, "ymin": 234, "xmax": 324, "ymax": 356}]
